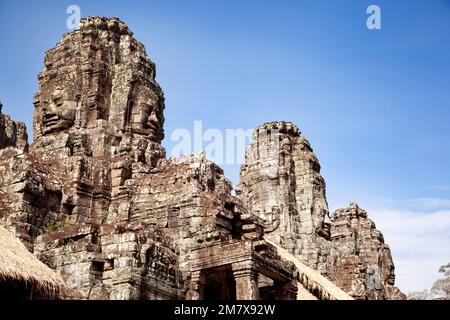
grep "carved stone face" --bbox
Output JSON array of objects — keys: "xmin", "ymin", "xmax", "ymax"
[
  {"xmin": 131, "ymin": 98, "xmax": 163, "ymax": 140},
  {"xmin": 312, "ymin": 178, "xmax": 331, "ymax": 240},
  {"xmin": 385, "ymin": 265, "xmax": 396, "ymax": 285},
  {"xmin": 315, "ymin": 209, "xmax": 331, "ymax": 240},
  {"xmin": 381, "ymin": 247, "xmax": 396, "ymax": 285},
  {"xmin": 41, "ymin": 88, "xmax": 77, "ymax": 134}
]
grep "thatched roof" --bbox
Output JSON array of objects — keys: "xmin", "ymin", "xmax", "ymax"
[
  {"xmin": 0, "ymin": 226, "xmax": 66, "ymax": 298},
  {"xmin": 265, "ymin": 238, "xmax": 354, "ymax": 300}
]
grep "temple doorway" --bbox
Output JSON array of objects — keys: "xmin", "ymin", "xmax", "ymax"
[{"xmin": 202, "ymin": 266, "xmax": 236, "ymax": 300}]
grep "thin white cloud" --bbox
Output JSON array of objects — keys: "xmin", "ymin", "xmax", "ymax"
[
  {"xmin": 402, "ymin": 198, "xmax": 450, "ymax": 212},
  {"xmin": 367, "ymin": 207, "xmax": 450, "ymax": 294}
]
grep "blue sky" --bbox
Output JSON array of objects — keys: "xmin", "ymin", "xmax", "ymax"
[{"xmin": 0, "ymin": 0, "xmax": 449, "ymax": 293}]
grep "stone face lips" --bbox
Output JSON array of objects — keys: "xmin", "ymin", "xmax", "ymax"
[{"xmin": 0, "ymin": 16, "xmax": 404, "ymax": 300}]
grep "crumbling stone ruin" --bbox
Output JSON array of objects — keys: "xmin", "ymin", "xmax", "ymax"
[
  {"xmin": 329, "ymin": 203, "xmax": 405, "ymax": 299},
  {"xmin": 0, "ymin": 16, "xmax": 405, "ymax": 300},
  {"xmin": 237, "ymin": 122, "xmax": 405, "ymax": 300}
]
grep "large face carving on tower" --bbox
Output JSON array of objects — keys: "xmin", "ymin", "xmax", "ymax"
[
  {"xmin": 31, "ymin": 16, "xmax": 166, "ymax": 147},
  {"xmin": 141, "ymin": 100, "xmax": 163, "ymax": 140},
  {"xmin": 39, "ymin": 88, "xmax": 77, "ymax": 135},
  {"xmin": 130, "ymin": 94, "xmax": 164, "ymax": 142},
  {"xmin": 314, "ymin": 208, "xmax": 332, "ymax": 240},
  {"xmin": 381, "ymin": 246, "xmax": 396, "ymax": 285}
]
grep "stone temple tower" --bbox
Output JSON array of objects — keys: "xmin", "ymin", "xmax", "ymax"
[
  {"xmin": 237, "ymin": 121, "xmax": 406, "ymax": 299},
  {"xmin": 0, "ymin": 17, "xmax": 303, "ymax": 300},
  {"xmin": 29, "ymin": 17, "xmax": 166, "ymax": 227},
  {"xmin": 237, "ymin": 121, "xmax": 334, "ymax": 275},
  {"xmin": 0, "ymin": 16, "xmax": 405, "ymax": 300}
]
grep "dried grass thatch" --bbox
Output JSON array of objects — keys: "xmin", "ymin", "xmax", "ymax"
[
  {"xmin": 265, "ymin": 238, "xmax": 354, "ymax": 300},
  {"xmin": 0, "ymin": 226, "xmax": 65, "ymax": 298}
]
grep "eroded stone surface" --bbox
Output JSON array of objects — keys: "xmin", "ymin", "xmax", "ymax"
[
  {"xmin": 236, "ymin": 122, "xmax": 334, "ymax": 275},
  {"xmin": 0, "ymin": 101, "xmax": 28, "ymax": 151},
  {"xmin": 237, "ymin": 122, "xmax": 405, "ymax": 299},
  {"xmin": 0, "ymin": 16, "xmax": 404, "ymax": 300},
  {"xmin": 0, "ymin": 101, "xmax": 31, "ymax": 247},
  {"xmin": 0, "ymin": 17, "xmax": 297, "ymax": 300},
  {"xmin": 329, "ymin": 203, "xmax": 406, "ymax": 300}
]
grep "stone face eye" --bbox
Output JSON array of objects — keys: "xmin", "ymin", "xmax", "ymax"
[{"xmin": 54, "ymin": 97, "xmax": 63, "ymax": 107}]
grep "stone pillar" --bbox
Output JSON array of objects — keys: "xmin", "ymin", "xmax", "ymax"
[
  {"xmin": 186, "ymin": 271, "xmax": 205, "ymax": 300},
  {"xmin": 232, "ymin": 261, "xmax": 259, "ymax": 300},
  {"xmin": 273, "ymin": 281, "xmax": 298, "ymax": 300}
]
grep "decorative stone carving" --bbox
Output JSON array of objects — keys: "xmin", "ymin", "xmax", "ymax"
[
  {"xmin": 0, "ymin": 17, "xmax": 301, "ymax": 300},
  {"xmin": 40, "ymin": 88, "xmax": 78, "ymax": 135},
  {"xmin": 0, "ymin": 16, "xmax": 403, "ymax": 300},
  {"xmin": 237, "ymin": 124, "xmax": 405, "ymax": 299},
  {"xmin": 329, "ymin": 203, "xmax": 406, "ymax": 299},
  {"xmin": 237, "ymin": 121, "xmax": 334, "ymax": 275}
]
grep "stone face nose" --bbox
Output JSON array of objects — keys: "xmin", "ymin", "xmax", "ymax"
[
  {"xmin": 42, "ymin": 102, "xmax": 58, "ymax": 118},
  {"xmin": 47, "ymin": 102, "xmax": 57, "ymax": 114},
  {"xmin": 41, "ymin": 100, "xmax": 53, "ymax": 113},
  {"xmin": 148, "ymin": 111, "xmax": 160, "ymax": 127},
  {"xmin": 324, "ymin": 212, "xmax": 332, "ymax": 225}
]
